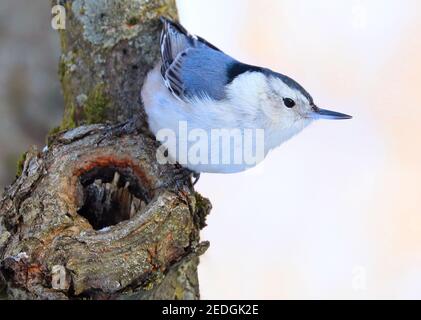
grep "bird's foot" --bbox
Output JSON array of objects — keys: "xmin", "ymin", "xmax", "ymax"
[
  {"xmin": 157, "ymin": 164, "xmax": 200, "ymax": 193},
  {"xmin": 173, "ymin": 166, "xmax": 200, "ymax": 186},
  {"xmin": 96, "ymin": 116, "xmax": 144, "ymax": 146}
]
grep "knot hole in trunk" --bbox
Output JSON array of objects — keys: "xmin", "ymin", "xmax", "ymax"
[{"xmin": 77, "ymin": 165, "xmax": 153, "ymax": 230}]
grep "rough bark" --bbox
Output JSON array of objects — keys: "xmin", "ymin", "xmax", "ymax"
[
  {"xmin": 57, "ymin": 0, "xmax": 178, "ymax": 128},
  {"xmin": 0, "ymin": 0, "xmax": 211, "ymax": 300}
]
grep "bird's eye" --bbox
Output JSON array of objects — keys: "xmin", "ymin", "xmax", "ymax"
[{"xmin": 283, "ymin": 98, "xmax": 296, "ymax": 108}]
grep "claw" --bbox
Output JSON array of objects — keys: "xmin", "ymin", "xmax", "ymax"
[
  {"xmin": 192, "ymin": 172, "xmax": 201, "ymax": 185},
  {"xmin": 95, "ymin": 116, "xmax": 143, "ymax": 146},
  {"xmin": 155, "ymin": 165, "xmax": 200, "ymax": 194}
]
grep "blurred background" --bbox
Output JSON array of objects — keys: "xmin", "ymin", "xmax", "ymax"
[
  {"xmin": 0, "ymin": 1, "xmax": 63, "ymax": 185},
  {"xmin": 1, "ymin": 0, "xmax": 421, "ymax": 299}
]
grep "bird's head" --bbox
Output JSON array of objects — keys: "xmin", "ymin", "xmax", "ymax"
[
  {"xmin": 260, "ymin": 71, "xmax": 352, "ymax": 129},
  {"xmin": 227, "ymin": 69, "xmax": 352, "ymax": 151}
]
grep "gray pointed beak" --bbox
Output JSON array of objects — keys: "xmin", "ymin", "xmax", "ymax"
[{"xmin": 311, "ymin": 106, "xmax": 352, "ymax": 120}]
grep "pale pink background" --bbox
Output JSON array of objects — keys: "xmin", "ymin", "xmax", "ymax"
[
  {"xmin": 0, "ymin": 0, "xmax": 419, "ymax": 300},
  {"xmin": 178, "ymin": 0, "xmax": 421, "ymax": 299}
]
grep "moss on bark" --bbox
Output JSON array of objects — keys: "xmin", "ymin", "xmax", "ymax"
[
  {"xmin": 59, "ymin": 0, "xmax": 178, "ymax": 126},
  {"xmin": 15, "ymin": 152, "xmax": 27, "ymax": 178}
]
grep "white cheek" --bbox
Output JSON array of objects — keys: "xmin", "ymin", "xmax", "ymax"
[
  {"xmin": 263, "ymin": 106, "xmax": 283, "ymax": 125},
  {"xmin": 226, "ymin": 72, "xmax": 271, "ymax": 110},
  {"xmin": 261, "ymin": 94, "xmax": 298, "ymax": 127}
]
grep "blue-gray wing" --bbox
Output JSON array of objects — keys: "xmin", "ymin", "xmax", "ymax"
[{"xmin": 160, "ymin": 17, "xmax": 236, "ymax": 101}]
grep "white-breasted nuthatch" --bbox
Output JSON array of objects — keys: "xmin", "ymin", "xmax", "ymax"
[{"xmin": 142, "ymin": 17, "xmax": 352, "ymax": 175}]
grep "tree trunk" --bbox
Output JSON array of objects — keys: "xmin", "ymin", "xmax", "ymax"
[
  {"xmin": 58, "ymin": 0, "xmax": 178, "ymax": 127},
  {"xmin": 0, "ymin": 0, "xmax": 211, "ymax": 300}
]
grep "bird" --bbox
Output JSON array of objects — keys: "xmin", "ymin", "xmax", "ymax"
[{"xmin": 142, "ymin": 17, "xmax": 352, "ymax": 177}]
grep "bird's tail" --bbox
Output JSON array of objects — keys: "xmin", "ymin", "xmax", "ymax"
[
  {"xmin": 159, "ymin": 17, "xmax": 221, "ymax": 77},
  {"xmin": 159, "ymin": 17, "xmax": 194, "ymax": 76}
]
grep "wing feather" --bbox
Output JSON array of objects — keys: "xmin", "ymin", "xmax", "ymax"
[{"xmin": 159, "ymin": 17, "xmax": 234, "ymax": 101}]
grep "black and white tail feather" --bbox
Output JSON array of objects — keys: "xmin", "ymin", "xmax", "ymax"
[{"xmin": 159, "ymin": 17, "xmax": 223, "ymax": 101}]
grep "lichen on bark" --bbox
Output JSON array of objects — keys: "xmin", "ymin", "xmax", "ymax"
[
  {"xmin": 72, "ymin": 0, "xmax": 178, "ymax": 49},
  {"xmin": 58, "ymin": 0, "xmax": 178, "ymax": 126}
]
